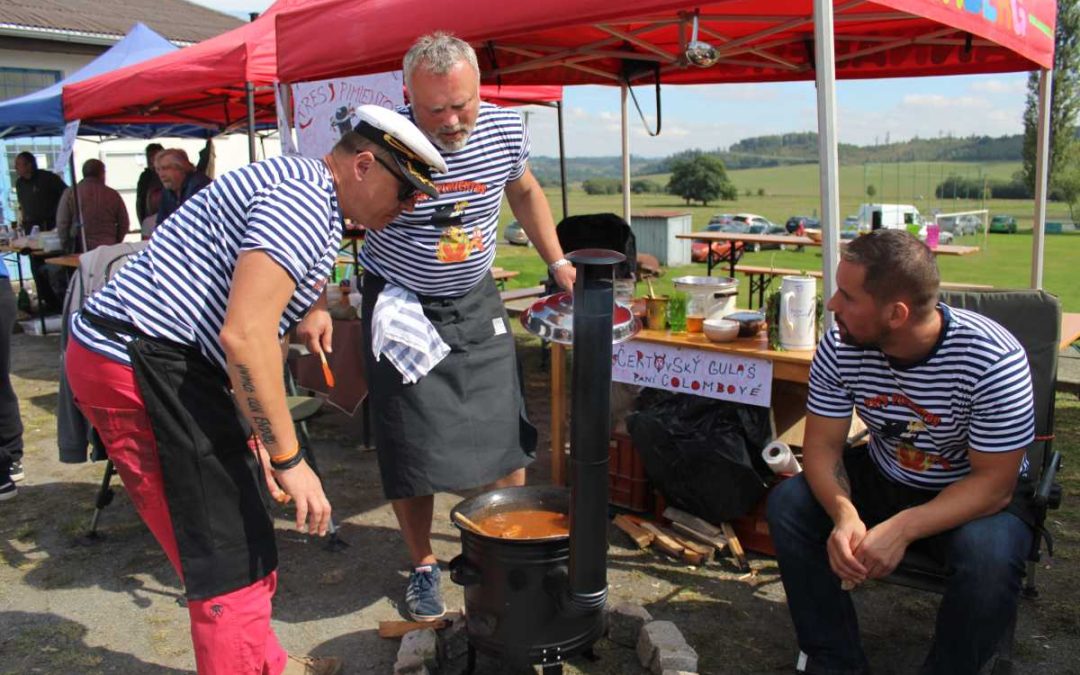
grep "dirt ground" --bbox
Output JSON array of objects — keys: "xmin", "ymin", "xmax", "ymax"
[{"xmin": 2, "ymin": 329, "xmax": 1079, "ymax": 675}]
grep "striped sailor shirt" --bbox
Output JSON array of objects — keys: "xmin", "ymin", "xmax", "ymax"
[
  {"xmin": 808, "ymin": 304, "xmax": 1034, "ymax": 490},
  {"xmin": 358, "ymin": 103, "xmax": 528, "ymax": 297},
  {"xmin": 70, "ymin": 155, "xmax": 342, "ymax": 371}
]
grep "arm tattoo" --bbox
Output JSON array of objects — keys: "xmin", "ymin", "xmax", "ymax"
[
  {"xmin": 833, "ymin": 460, "xmax": 851, "ymax": 496},
  {"xmin": 235, "ymin": 362, "xmax": 274, "ymax": 447}
]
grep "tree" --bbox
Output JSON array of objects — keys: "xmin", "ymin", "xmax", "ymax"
[
  {"xmin": 1022, "ymin": 0, "xmax": 1080, "ymax": 193},
  {"xmin": 1054, "ymin": 140, "xmax": 1080, "ymax": 220},
  {"xmin": 666, "ymin": 153, "xmax": 737, "ymax": 206},
  {"xmin": 866, "ymin": 184, "xmax": 876, "ymax": 199}
]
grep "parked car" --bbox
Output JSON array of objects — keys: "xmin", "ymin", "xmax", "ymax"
[
  {"xmin": 733, "ymin": 213, "xmax": 782, "ymax": 251},
  {"xmin": 504, "ymin": 219, "xmax": 530, "ymax": 246},
  {"xmin": 690, "ymin": 222, "xmax": 746, "ymax": 263},
  {"xmin": 935, "ymin": 214, "xmax": 981, "ymax": 236},
  {"xmin": 785, "ymin": 215, "xmax": 819, "ymax": 235},
  {"xmin": 989, "ymin": 214, "xmax": 1018, "ymax": 234},
  {"xmin": 917, "ymin": 224, "xmax": 954, "ymax": 245}
]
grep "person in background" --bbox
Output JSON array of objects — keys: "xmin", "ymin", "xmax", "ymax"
[
  {"xmin": 0, "ymin": 259, "xmax": 24, "ymax": 499},
  {"xmin": 304, "ymin": 32, "xmax": 574, "ymax": 622},
  {"xmin": 766, "ymin": 229, "xmax": 1036, "ymax": 675},
  {"xmin": 56, "ymin": 158, "xmax": 130, "ymax": 253},
  {"xmin": 154, "ymin": 148, "xmax": 211, "ymax": 226},
  {"xmin": 136, "ymin": 143, "xmax": 164, "ymax": 225},
  {"xmin": 66, "ymin": 106, "xmax": 445, "ymax": 675},
  {"xmin": 14, "ymin": 151, "xmax": 67, "ymax": 314}
]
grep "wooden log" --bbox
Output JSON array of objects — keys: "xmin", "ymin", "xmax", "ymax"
[
  {"xmin": 613, "ymin": 514, "xmax": 655, "ymax": 549},
  {"xmin": 664, "ymin": 506, "xmax": 725, "ymax": 541},
  {"xmin": 638, "ymin": 521, "xmax": 685, "ymax": 559},
  {"xmin": 720, "ymin": 522, "xmax": 749, "ymax": 570},
  {"xmin": 669, "ymin": 532, "xmax": 715, "ymax": 564},
  {"xmin": 670, "ymin": 520, "xmax": 728, "ymax": 553},
  {"xmin": 378, "ymin": 618, "xmax": 449, "ymax": 638}
]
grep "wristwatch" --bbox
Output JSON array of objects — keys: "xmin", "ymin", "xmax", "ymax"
[{"xmin": 548, "ymin": 257, "xmax": 572, "ymax": 274}]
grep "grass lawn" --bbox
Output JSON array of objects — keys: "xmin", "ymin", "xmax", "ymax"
[{"xmin": 493, "ymin": 162, "xmax": 1080, "ymax": 312}]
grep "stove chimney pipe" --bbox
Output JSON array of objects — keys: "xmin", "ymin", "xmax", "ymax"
[{"xmin": 566, "ymin": 248, "xmax": 622, "ymax": 612}]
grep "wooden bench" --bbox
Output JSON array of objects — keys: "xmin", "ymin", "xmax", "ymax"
[
  {"xmin": 734, "ymin": 265, "xmax": 993, "ymax": 309},
  {"xmin": 491, "ymin": 267, "xmax": 521, "ymax": 290},
  {"xmin": 501, "ymin": 284, "xmax": 547, "ymax": 315}
]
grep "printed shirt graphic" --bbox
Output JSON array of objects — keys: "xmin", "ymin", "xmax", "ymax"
[
  {"xmin": 71, "ymin": 155, "xmax": 342, "ymax": 371},
  {"xmin": 807, "ymin": 304, "xmax": 1034, "ymax": 490},
  {"xmin": 358, "ymin": 103, "xmax": 529, "ymax": 297}
]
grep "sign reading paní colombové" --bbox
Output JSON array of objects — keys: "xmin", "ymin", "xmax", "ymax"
[{"xmin": 611, "ymin": 340, "xmax": 773, "ymax": 407}]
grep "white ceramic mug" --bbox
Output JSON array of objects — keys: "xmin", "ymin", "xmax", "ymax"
[{"xmin": 780, "ymin": 275, "xmax": 816, "ymax": 350}]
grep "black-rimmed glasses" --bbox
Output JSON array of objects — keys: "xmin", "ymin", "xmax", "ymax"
[{"xmin": 372, "ymin": 154, "xmax": 420, "ymax": 203}]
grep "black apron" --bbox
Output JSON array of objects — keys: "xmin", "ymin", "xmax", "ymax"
[
  {"xmin": 83, "ymin": 312, "xmax": 277, "ymax": 600},
  {"xmin": 362, "ymin": 273, "xmax": 537, "ymax": 500}
]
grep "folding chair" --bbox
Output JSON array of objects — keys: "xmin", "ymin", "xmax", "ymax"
[{"xmin": 880, "ymin": 289, "xmax": 1064, "ymax": 675}]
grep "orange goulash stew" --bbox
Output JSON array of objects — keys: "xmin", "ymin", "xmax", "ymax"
[{"xmin": 475, "ymin": 510, "xmax": 570, "ymax": 539}]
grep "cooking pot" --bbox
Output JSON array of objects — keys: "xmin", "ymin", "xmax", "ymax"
[{"xmin": 449, "ymin": 486, "xmax": 603, "ymax": 667}]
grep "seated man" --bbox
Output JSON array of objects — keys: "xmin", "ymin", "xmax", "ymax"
[{"xmin": 767, "ymin": 229, "xmax": 1035, "ymax": 675}]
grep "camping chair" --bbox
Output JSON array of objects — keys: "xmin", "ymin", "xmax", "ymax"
[
  {"xmin": 284, "ymin": 364, "xmax": 348, "ymax": 552},
  {"xmin": 545, "ymin": 213, "xmax": 637, "ymax": 294},
  {"xmin": 877, "ymin": 289, "xmax": 1064, "ymax": 675}
]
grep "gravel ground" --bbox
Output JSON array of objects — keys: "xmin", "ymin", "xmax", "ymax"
[{"xmin": 1, "ymin": 330, "xmax": 1079, "ymax": 674}]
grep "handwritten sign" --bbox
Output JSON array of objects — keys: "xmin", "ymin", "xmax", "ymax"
[
  {"xmin": 291, "ymin": 71, "xmax": 404, "ymax": 159},
  {"xmin": 612, "ymin": 340, "xmax": 773, "ymax": 407}
]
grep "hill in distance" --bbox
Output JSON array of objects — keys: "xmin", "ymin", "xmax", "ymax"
[{"xmin": 529, "ymin": 132, "xmax": 1022, "ymax": 185}]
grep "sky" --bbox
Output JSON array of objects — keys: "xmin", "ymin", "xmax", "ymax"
[{"xmin": 193, "ymin": 0, "xmax": 1033, "ymax": 159}]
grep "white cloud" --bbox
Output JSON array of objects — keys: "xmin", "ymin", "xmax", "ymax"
[
  {"xmin": 900, "ymin": 94, "xmax": 986, "ymax": 108},
  {"xmin": 969, "ymin": 79, "xmax": 1028, "ymax": 95}
]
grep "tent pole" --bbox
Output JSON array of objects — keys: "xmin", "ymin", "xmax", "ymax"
[
  {"xmin": 1031, "ymin": 67, "xmax": 1051, "ymax": 290},
  {"xmin": 621, "ymin": 83, "xmax": 630, "ymax": 223},
  {"xmin": 813, "ymin": 0, "xmax": 841, "ymax": 330},
  {"xmin": 556, "ymin": 101, "xmax": 568, "ymax": 222},
  {"xmin": 245, "ymin": 12, "xmax": 259, "ymax": 164},
  {"xmin": 67, "ymin": 151, "xmax": 87, "ymax": 253}
]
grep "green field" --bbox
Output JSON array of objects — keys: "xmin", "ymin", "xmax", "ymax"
[{"xmin": 494, "ymin": 161, "xmax": 1080, "ymax": 312}]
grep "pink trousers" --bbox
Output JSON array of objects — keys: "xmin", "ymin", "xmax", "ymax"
[{"xmin": 66, "ymin": 340, "xmax": 288, "ymax": 675}]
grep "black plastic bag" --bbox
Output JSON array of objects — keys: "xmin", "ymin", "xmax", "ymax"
[{"xmin": 626, "ymin": 389, "xmax": 772, "ymax": 523}]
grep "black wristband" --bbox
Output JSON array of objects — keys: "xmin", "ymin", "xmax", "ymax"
[{"xmin": 271, "ymin": 451, "xmax": 304, "ymax": 471}]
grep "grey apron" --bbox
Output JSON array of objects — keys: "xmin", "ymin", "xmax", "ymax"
[{"xmin": 362, "ymin": 273, "xmax": 537, "ymax": 499}]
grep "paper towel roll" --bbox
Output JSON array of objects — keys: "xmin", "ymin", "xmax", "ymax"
[{"xmin": 762, "ymin": 441, "xmax": 802, "ymax": 474}]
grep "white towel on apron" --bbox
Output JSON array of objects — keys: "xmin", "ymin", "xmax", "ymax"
[{"xmin": 370, "ymin": 283, "xmax": 450, "ymax": 384}]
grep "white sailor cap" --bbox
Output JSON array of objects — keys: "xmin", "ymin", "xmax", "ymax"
[{"xmin": 352, "ymin": 105, "xmax": 447, "ymax": 199}]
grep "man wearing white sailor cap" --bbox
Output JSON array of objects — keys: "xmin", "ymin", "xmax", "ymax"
[{"xmin": 65, "ymin": 106, "xmax": 443, "ymax": 675}]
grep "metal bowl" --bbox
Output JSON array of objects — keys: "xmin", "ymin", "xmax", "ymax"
[
  {"xmin": 672, "ymin": 275, "xmax": 739, "ymax": 293},
  {"xmin": 520, "ymin": 291, "xmax": 641, "ymax": 345},
  {"xmin": 724, "ymin": 310, "xmax": 767, "ymax": 337}
]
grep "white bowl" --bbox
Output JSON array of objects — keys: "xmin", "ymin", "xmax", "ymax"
[{"xmin": 703, "ymin": 318, "xmax": 739, "ymax": 343}]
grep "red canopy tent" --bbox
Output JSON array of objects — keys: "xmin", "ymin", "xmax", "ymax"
[
  {"xmin": 272, "ymin": 0, "xmax": 1056, "ymax": 294},
  {"xmin": 275, "ymin": 0, "xmax": 1054, "ymax": 85}
]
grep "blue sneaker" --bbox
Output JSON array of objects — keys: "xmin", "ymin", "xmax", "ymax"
[{"xmin": 405, "ymin": 565, "xmax": 445, "ymax": 621}]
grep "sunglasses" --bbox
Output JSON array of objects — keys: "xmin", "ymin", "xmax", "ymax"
[{"xmin": 372, "ymin": 154, "xmax": 421, "ymax": 203}]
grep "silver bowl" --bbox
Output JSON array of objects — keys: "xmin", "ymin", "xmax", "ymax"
[{"xmin": 520, "ymin": 291, "xmax": 641, "ymax": 345}]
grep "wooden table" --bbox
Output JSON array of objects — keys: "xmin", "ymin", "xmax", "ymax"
[
  {"xmin": 1062, "ymin": 312, "xmax": 1080, "ymax": 350},
  {"xmin": 548, "ymin": 328, "xmax": 815, "ymax": 486},
  {"xmin": 44, "ymin": 253, "xmax": 81, "ymax": 268},
  {"xmin": 674, "ymin": 231, "xmax": 980, "ymax": 278}
]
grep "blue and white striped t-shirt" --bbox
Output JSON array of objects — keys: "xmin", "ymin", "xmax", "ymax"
[
  {"xmin": 358, "ymin": 103, "xmax": 528, "ymax": 297},
  {"xmin": 808, "ymin": 304, "xmax": 1034, "ymax": 490},
  {"xmin": 70, "ymin": 155, "xmax": 342, "ymax": 371}
]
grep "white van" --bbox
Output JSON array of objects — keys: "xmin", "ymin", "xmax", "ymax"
[{"xmin": 856, "ymin": 203, "xmax": 922, "ymax": 232}]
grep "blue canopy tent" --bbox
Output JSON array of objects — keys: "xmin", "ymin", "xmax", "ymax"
[{"xmin": 0, "ymin": 22, "xmax": 212, "ymax": 139}]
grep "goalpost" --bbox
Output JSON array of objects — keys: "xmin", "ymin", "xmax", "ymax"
[{"xmin": 933, "ymin": 209, "xmax": 990, "ymax": 248}]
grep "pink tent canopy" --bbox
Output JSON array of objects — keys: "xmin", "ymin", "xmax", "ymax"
[{"xmin": 275, "ymin": 0, "xmax": 1054, "ymax": 87}]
